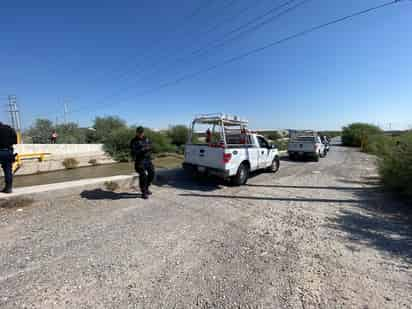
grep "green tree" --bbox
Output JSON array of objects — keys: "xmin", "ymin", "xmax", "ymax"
[
  {"xmin": 103, "ymin": 127, "xmax": 176, "ymax": 162},
  {"xmin": 26, "ymin": 118, "xmax": 54, "ymax": 143},
  {"xmin": 167, "ymin": 125, "xmax": 190, "ymax": 146},
  {"xmin": 144, "ymin": 128, "xmax": 176, "ymax": 153},
  {"xmin": 342, "ymin": 123, "xmax": 382, "ymax": 147},
  {"xmin": 91, "ymin": 116, "xmax": 127, "ymax": 143},
  {"xmin": 103, "ymin": 127, "xmax": 135, "ymax": 162},
  {"xmin": 379, "ymin": 132, "xmax": 412, "ymax": 201},
  {"xmin": 56, "ymin": 122, "xmax": 87, "ymax": 144},
  {"xmin": 267, "ymin": 131, "xmax": 282, "ymax": 141}
]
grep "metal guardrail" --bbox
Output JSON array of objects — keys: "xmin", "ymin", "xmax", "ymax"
[{"xmin": 12, "ymin": 153, "xmax": 51, "ymax": 174}]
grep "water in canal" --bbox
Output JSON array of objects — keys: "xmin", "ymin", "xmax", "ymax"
[{"xmin": 13, "ymin": 163, "xmax": 134, "ymax": 188}]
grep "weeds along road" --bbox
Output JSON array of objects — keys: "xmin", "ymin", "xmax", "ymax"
[{"xmin": 1, "ymin": 146, "xmax": 411, "ymax": 309}]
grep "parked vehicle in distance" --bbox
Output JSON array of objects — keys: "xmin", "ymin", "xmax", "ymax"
[
  {"xmin": 288, "ymin": 133, "xmax": 325, "ymax": 161},
  {"xmin": 183, "ymin": 113, "xmax": 280, "ymax": 185}
]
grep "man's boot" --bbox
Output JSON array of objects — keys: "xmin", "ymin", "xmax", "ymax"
[
  {"xmin": 141, "ymin": 192, "xmax": 149, "ymax": 199},
  {"xmin": 2, "ymin": 186, "xmax": 12, "ymax": 194}
]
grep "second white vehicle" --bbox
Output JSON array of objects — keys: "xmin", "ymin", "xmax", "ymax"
[
  {"xmin": 288, "ymin": 133, "xmax": 326, "ymax": 161},
  {"xmin": 183, "ymin": 114, "xmax": 280, "ymax": 185}
]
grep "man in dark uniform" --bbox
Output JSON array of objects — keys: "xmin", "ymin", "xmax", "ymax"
[
  {"xmin": 130, "ymin": 126, "xmax": 155, "ymax": 199},
  {"xmin": 0, "ymin": 122, "xmax": 17, "ymax": 193}
]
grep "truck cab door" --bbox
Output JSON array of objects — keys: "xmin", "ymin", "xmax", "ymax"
[{"xmin": 257, "ymin": 136, "xmax": 271, "ymax": 168}]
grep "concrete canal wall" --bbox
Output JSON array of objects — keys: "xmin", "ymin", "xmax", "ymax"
[
  {"xmin": 4, "ymin": 144, "xmax": 115, "ymax": 176},
  {"xmin": 14, "ymin": 144, "xmax": 106, "ymax": 156}
]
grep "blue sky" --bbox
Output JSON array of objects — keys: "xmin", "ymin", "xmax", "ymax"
[{"xmin": 0, "ymin": 0, "xmax": 410, "ymax": 130}]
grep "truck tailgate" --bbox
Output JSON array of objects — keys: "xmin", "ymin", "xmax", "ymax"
[
  {"xmin": 184, "ymin": 145, "xmax": 225, "ymax": 170},
  {"xmin": 288, "ymin": 141, "xmax": 315, "ymax": 152}
]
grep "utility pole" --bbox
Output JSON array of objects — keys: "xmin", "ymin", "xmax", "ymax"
[
  {"xmin": 62, "ymin": 97, "xmax": 71, "ymax": 125},
  {"xmin": 7, "ymin": 95, "xmax": 22, "ymax": 131},
  {"xmin": 7, "ymin": 95, "xmax": 23, "ymax": 143},
  {"xmin": 64, "ymin": 102, "xmax": 68, "ymax": 125}
]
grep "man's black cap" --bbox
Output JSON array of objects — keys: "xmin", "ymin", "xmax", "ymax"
[{"xmin": 136, "ymin": 126, "xmax": 144, "ymax": 134}]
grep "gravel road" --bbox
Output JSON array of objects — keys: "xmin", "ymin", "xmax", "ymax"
[{"xmin": 1, "ymin": 145, "xmax": 411, "ymax": 309}]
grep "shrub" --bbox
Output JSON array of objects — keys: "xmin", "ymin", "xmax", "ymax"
[
  {"xmin": 167, "ymin": 125, "xmax": 190, "ymax": 146},
  {"xmin": 144, "ymin": 128, "xmax": 176, "ymax": 154},
  {"xmin": 26, "ymin": 119, "xmax": 54, "ymax": 144},
  {"xmin": 176, "ymin": 145, "xmax": 185, "ymax": 155},
  {"xmin": 56, "ymin": 123, "xmax": 88, "ymax": 144},
  {"xmin": 88, "ymin": 158, "xmax": 98, "ymax": 166},
  {"xmin": 378, "ymin": 132, "xmax": 412, "ymax": 201},
  {"xmin": 62, "ymin": 158, "xmax": 79, "ymax": 169},
  {"xmin": 103, "ymin": 127, "xmax": 135, "ymax": 162},
  {"xmin": 362, "ymin": 134, "xmax": 397, "ymax": 156},
  {"xmin": 104, "ymin": 181, "xmax": 120, "ymax": 192},
  {"xmin": 103, "ymin": 127, "xmax": 176, "ymax": 162},
  {"xmin": 342, "ymin": 123, "xmax": 382, "ymax": 147},
  {"xmin": 274, "ymin": 139, "xmax": 289, "ymax": 151},
  {"xmin": 91, "ymin": 116, "xmax": 127, "ymax": 143},
  {"xmin": 264, "ymin": 131, "xmax": 282, "ymax": 141},
  {"xmin": 319, "ymin": 131, "xmax": 341, "ymax": 138}
]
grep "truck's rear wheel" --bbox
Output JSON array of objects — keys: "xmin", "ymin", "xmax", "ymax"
[
  {"xmin": 232, "ymin": 163, "xmax": 249, "ymax": 186},
  {"xmin": 268, "ymin": 158, "xmax": 280, "ymax": 173}
]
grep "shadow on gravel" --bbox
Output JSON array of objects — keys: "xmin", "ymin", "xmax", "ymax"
[
  {"xmin": 327, "ymin": 183, "xmax": 412, "ymax": 263},
  {"xmin": 155, "ymin": 169, "xmax": 224, "ymax": 192},
  {"xmin": 337, "ymin": 176, "xmax": 381, "ymax": 186},
  {"xmin": 156, "ymin": 168, "xmax": 279, "ymax": 192},
  {"xmin": 280, "ymin": 157, "xmax": 316, "ymax": 163},
  {"xmin": 246, "ymin": 184, "xmax": 376, "ymax": 191},
  {"xmin": 80, "ymin": 189, "xmax": 140, "ymax": 200},
  {"xmin": 328, "ymin": 208, "xmax": 412, "ymax": 263},
  {"xmin": 179, "ymin": 193, "xmax": 365, "ymax": 204}
]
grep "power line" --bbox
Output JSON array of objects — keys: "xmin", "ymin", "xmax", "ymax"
[
  {"xmin": 34, "ymin": 0, "xmax": 236, "ymax": 119},
  {"xmin": 150, "ymin": 0, "xmax": 402, "ymax": 91},
  {"xmin": 51, "ymin": 0, "xmax": 305, "ymax": 119},
  {"xmin": 190, "ymin": 0, "xmax": 310, "ymax": 58},
  {"xmin": 54, "ymin": 0, "xmax": 406, "ymax": 118},
  {"xmin": 77, "ymin": 0, "xmax": 225, "ymax": 88},
  {"xmin": 198, "ymin": 0, "xmax": 266, "ymax": 38},
  {"xmin": 121, "ymin": 0, "xmax": 309, "ymax": 89},
  {"xmin": 93, "ymin": 0, "xmax": 240, "ymax": 82}
]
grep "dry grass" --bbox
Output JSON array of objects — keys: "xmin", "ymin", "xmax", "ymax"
[
  {"xmin": 153, "ymin": 154, "xmax": 183, "ymax": 169},
  {"xmin": 104, "ymin": 181, "xmax": 120, "ymax": 192},
  {"xmin": 62, "ymin": 158, "xmax": 80, "ymax": 169},
  {"xmin": 88, "ymin": 158, "xmax": 99, "ymax": 166}
]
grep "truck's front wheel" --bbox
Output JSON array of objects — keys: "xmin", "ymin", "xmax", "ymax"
[
  {"xmin": 267, "ymin": 158, "xmax": 280, "ymax": 173},
  {"xmin": 232, "ymin": 163, "xmax": 249, "ymax": 186}
]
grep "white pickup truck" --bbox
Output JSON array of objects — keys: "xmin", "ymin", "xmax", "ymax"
[
  {"xmin": 288, "ymin": 134, "xmax": 326, "ymax": 161},
  {"xmin": 183, "ymin": 114, "xmax": 280, "ymax": 185}
]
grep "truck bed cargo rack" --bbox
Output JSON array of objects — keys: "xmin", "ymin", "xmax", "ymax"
[
  {"xmin": 189, "ymin": 113, "xmax": 249, "ymax": 146},
  {"xmin": 193, "ymin": 113, "xmax": 248, "ymax": 127}
]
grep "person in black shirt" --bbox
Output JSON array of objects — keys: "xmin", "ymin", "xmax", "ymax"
[
  {"xmin": 0, "ymin": 122, "xmax": 17, "ymax": 193},
  {"xmin": 130, "ymin": 126, "xmax": 155, "ymax": 199}
]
